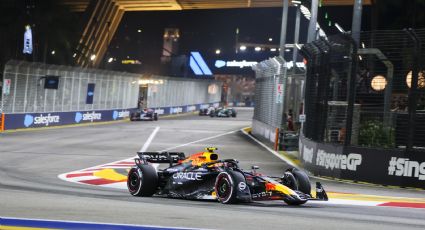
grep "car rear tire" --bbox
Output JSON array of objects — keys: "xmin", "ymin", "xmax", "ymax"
[{"xmin": 127, "ymin": 165, "xmax": 158, "ymax": 197}]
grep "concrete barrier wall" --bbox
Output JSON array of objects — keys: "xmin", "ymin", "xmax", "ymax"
[
  {"xmin": 252, "ymin": 119, "xmax": 277, "ymax": 143},
  {"xmin": 299, "ymin": 134, "xmax": 425, "ymax": 189}
]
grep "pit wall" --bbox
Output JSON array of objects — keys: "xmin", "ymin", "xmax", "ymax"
[
  {"xmin": 299, "ymin": 134, "xmax": 425, "ymax": 189},
  {"xmin": 2, "ymin": 102, "xmax": 220, "ymax": 131}
]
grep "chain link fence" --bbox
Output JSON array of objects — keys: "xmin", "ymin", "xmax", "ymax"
[
  {"xmin": 251, "ymin": 56, "xmax": 305, "ymax": 142},
  {"xmin": 1, "ymin": 60, "xmax": 139, "ymax": 113},
  {"xmin": 300, "ymin": 29, "xmax": 425, "ymax": 151},
  {"xmin": 146, "ymin": 77, "xmax": 221, "ymax": 108}
]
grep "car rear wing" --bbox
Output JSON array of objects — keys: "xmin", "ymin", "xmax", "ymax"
[{"xmin": 136, "ymin": 152, "xmax": 186, "ymax": 166}]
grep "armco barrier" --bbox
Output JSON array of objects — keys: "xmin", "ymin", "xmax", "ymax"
[
  {"xmin": 2, "ymin": 102, "xmax": 221, "ymax": 131},
  {"xmin": 299, "ymin": 134, "xmax": 425, "ymax": 189}
]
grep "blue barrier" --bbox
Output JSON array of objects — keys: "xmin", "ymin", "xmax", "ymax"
[{"xmin": 3, "ymin": 102, "xmax": 221, "ymax": 130}]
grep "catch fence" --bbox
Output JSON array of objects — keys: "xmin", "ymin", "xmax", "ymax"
[
  {"xmin": 300, "ymin": 29, "xmax": 425, "ymax": 151},
  {"xmin": 1, "ymin": 60, "xmax": 139, "ymax": 114}
]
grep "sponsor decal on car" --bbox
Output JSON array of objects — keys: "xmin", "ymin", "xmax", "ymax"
[
  {"xmin": 388, "ymin": 157, "xmax": 425, "ymax": 180},
  {"xmin": 172, "ymin": 172, "xmax": 203, "ymax": 181},
  {"xmin": 251, "ymin": 191, "xmax": 272, "ymax": 199},
  {"xmin": 238, "ymin": 182, "xmax": 247, "ymax": 191}
]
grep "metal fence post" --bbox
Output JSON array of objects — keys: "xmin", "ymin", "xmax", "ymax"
[
  {"xmin": 316, "ymin": 39, "xmax": 332, "ymax": 142},
  {"xmin": 344, "ymin": 35, "xmax": 359, "ymax": 146},
  {"xmin": 307, "ymin": 0, "xmax": 319, "ymax": 43},
  {"xmin": 299, "ymin": 45, "xmax": 314, "ymax": 138},
  {"xmin": 405, "ymin": 29, "xmax": 421, "ymax": 151}
]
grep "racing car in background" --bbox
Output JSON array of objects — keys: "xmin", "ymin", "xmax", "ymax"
[
  {"xmin": 199, "ymin": 106, "xmax": 216, "ymax": 116},
  {"xmin": 127, "ymin": 147, "xmax": 328, "ymax": 205},
  {"xmin": 209, "ymin": 108, "xmax": 237, "ymax": 118},
  {"xmin": 130, "ymin": 108, "xmax": 158, "ymax": 121}
]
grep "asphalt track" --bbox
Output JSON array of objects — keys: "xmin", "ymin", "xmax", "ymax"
[{"xmin": 1, "ymin": 108, "xmax": 424, "ymax": 230}]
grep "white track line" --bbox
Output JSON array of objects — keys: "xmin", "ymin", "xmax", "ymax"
[
  {"xmin": 139, "ymin": 126, "xmax": 160, "ymax": 152},
  {"xmin": 240, "ymin": 128, "xmax": 299, "ymax": 169},
  {"xmin": 159, "ymin": 129, "xmax": 239, "ymax": 151}
]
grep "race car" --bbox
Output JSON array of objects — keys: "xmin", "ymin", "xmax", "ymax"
[
  {"xmin": 130, "ymin": 108, "xmax": 158, "ymax": 121},
  {"xmin": 199, "ymin": 106, "xmax": 215, "ymax": 116},
  {"xmin": 210, "ymin": 108, "xmax": 237, "ymax": 118},
  {"xmin": 127, "ymin": 147, "xmax": 328, "ymax": 205}
]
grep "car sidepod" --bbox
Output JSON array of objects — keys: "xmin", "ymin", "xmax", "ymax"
[{"xmin": 162, "ymin": 170, "xmax": 219, "ymax": 200}]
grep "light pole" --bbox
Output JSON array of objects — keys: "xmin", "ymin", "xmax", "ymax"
[
  {"xmin": 292, "ymin": 1, "xmax": 301, "ymax": 67},
  {"xmin": 279, "ymin": 0, "xmax": 289, "ymax": 57},
  {"xmin": 307, "ymin": 0, "xmax": 318, "ymax": 43},
  {"xmin": 352, "ymin": 0, "xmax": 363, "ymax": 46}
]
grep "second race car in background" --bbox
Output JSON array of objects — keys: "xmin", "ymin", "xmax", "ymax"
[
  {"xmin": 210, "ymin": 108, "xmax": 237, "ymax": 118},
  {"xmin": 130, "ymin": 109, "xmax": 158, "ymax": 121},
  {"xmin": 199, "ymin": 106, "xmax": 216, "ymax": 116}
]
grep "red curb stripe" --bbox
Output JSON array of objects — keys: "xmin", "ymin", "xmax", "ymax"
[
  {"xmin": 378, "ymin": 202, "xmax": 425, "ymax": 209},
  {"xmin": 66, "ymin": 172, "xmax": 94, "ymax": 178},
  {"xmin": 82, "ymin": 168, "xmax": 102, "ymax": 172},
  {"xmin": 79, "ymin": 178, "xmax": 126, "ymax": 185}
]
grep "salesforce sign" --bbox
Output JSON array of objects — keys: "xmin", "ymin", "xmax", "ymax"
[{"xmin": 3, "ymin": 109, "xmax": 131, "ymax": 130}]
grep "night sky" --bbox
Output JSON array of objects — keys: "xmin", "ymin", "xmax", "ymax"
[{"xmin": 107, "ymin": 6, "xmax": 369, "ymax": 75}]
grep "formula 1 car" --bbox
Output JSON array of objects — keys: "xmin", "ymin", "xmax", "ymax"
[
  {"xmin": 130, "ymin": 108, "xmax": 158, "ymax": 121},
  {"xmin": 127, "ymin": 147, "xmax": 328, "ymax": 205},
  {"xmin": 199, "ymin": 107, "xmax": 215, "ymax": 116},
  {"xmin": 209, "ymin": 108, "xmax": 237, "ymax": 118}
]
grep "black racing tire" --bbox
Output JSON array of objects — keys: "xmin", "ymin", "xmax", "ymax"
[
  {"xmin": 215, "ymin": 170, "xmax": 246, "ymax": 204},
  {"xmin": 282, "ymin": 171, "xmax": 299, "ymax": 191},
  {"xmin": 154, "ymin": 114, "xmax": 158, "ymax": 121},
  {"xmin": 127, "ymin": 165, "xmax": 158, "ymax": 197},
  {"xmin": 289, "ymin": 168, "xmax": 311, "ymax": 195}
]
